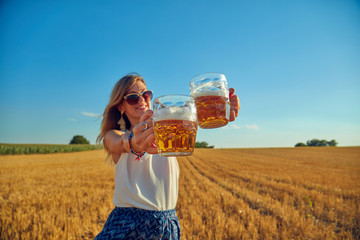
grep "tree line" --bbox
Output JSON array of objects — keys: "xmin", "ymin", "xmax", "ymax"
[
  {"xmin": 295, "ymin": 139, "xmax": 338, "ymax": 147},
  {"xmin": 195, "ymin": 141, "xmax": 214, "ymax": 148},
  {"xmin": 0, "ymin": 144, "xmax": 100, "ymax": 155},
  {"xmin": 70, "ymin": 135, "xmax": 216, "ymax": 149},
  {"xmin": 69, "ymin": 135, "xmax": 90, "ymax": 144}
]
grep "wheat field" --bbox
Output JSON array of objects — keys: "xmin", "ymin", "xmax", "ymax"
[{"xmin": 0, "ymin": 147, "xmax": 359, "ymax": 239}]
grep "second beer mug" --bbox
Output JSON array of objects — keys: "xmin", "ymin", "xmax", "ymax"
[
  {"xmin": 153, "ymin": 95, "xmax": 198, "ymax": 156},
  {"xmin": 190, "ymin": 73, "xmax": 230, "ymax": 129}
]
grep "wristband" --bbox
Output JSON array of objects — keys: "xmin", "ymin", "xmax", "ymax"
[{"xmin": 128, "ymin": 132, "xmax": 146, "ymax": 161}]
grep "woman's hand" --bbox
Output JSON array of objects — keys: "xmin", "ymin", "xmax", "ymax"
[
  {"xmin": 130, "ymin": 110, "xmax": 158, "ymax": 154},
  {"xmin": 229, "ymin": 88, "xmax": 240, "ymax": 122}
]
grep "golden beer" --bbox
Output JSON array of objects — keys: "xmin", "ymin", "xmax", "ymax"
[
  {"xmin": 190, "ymin": 72, "xmax": 230, "ymax": 129},
  {"xmin": 195, "ymin": 95, "xmax": 229, "ymax": 129},
  {"xmin": 154, "ymin": 119, "xmax": 197, "ymax": 156}
]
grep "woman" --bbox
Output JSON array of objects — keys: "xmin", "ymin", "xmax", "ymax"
[{"xmin": 95, "ymin": 73, "xmax": 240, "ymax": 239}]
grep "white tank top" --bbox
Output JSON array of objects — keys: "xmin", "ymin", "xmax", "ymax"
[{"xmin": 113, "ymin": 153, "xmax": 179, "ymax": 211}]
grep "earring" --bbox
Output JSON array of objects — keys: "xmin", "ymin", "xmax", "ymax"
[{"xmin": 118, "ymin": 112, "xmax": 126, "ymax": 132}]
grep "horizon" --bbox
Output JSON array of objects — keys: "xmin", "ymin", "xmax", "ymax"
[{"xmin": 1, "ymin": 142, "xmax": 359, "ymax": 149}]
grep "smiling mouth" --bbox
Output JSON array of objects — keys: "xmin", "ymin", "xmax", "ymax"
[{"xmin": 136, "ymin": 105, "xmax": 148, "ymax": 110}]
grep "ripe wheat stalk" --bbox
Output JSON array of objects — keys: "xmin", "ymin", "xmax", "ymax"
[{"xmin": 1, "ymin": 147, "xmax": 359, "ymax": 239}]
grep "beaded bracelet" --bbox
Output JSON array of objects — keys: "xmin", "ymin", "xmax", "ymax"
[{"xmin": 128, "ymin": 132, "xmax": 146, "ymax": 161}]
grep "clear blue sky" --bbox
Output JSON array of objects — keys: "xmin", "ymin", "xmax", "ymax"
[{"xmin": 1, "ymin": 0, "xmax": 359, "ymax": 148}]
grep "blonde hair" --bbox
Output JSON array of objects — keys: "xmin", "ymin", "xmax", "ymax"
[{"xmin": 97, "ymin": 73, "xmax": 146, "ymax": 153}]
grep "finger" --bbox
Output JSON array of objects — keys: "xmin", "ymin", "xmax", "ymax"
[
  {"xmin": 142, "ymin": 121, "xmax": 157, "ymax": 154},
  {"xmin": 229, "ymin": 95, "xmax": 240, "ymax": 121},
  {"xmin": 145, "ymin": 147, "xmax": 158, "ymax": 154},
  {"xmin": 132, "ymin": 122, "xmax": 146, "ymax": 135},
  {"xmin": 144, "ymin": 130, "xmax": 155, "ymax": 143},
  {"xmin": 143, "ymin": 116, "xmax": 153, "ymax": 130},
  {"xmin": 141, "ymin": 122, "xmax": 149, "ymax": 131},
  {"xmin": 229, "ymin": 88, "xmax": 235, "ymax": 98},
  {"xmin": 141, "ymin": 124, "xmax": 154, "ymax": 137},
  {"xmin": 229, "ymin": 110, "xmax": 236, "ymax": 122},
  {"xmin": 134, "ymin": 117, "xmax": 153, "ymax": 134},
  {"xmin": 231, "ymin": 105, "xmax": 239, "ymax": 118},
  {"xmin": 146, "ymin": 148, "xmax": 158, "ymax": 154},
  {"xmin": 231, "ymin": 102, "xmax": 240, "ymax": 114},
  {"xmin": 133, "ymin": 123, "xmax": 154, "ymax": 146},
  {"xmin": 137, "ymin": 117, "xmax": 154, "ymax": 135},
  {"xmin": 132, "ymin": 128, "xmax": 156, "ymax": 154},
  {"xmin": 139, "ymin": 109, "xmax": 154, "ymax": 123},
  {"xmin": 133, "ymin": 112, "xmax": 152, "ymax": 135},
  {"xmin": 143, "ymin": 133, "xmax": 158, "ymax": 154},
  {"xmin": 230, "ymin": 95, "xmax": 240, "ymax": 109}
]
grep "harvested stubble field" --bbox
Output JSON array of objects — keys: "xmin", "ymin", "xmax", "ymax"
[{"xmin": 0, "ymin": 147, "xmax": 359, "ymax": 239}]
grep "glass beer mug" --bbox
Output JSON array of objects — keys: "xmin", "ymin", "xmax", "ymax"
[
  {"xmin": 190, "ymin": 73, "xmax": 230, "ymax": 129},
  {"xmin": 153, "ymin": 95, "xmax": 198, "ymax": 156}
]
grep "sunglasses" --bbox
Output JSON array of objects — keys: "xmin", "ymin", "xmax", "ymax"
[{"xmin": 124, "ymin": 90, "xmax": 153, "ymax": 105}]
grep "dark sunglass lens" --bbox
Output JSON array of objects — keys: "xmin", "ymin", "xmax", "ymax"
[
  {"xmin": 143, "ymin": 91, "xmax": 153, "ymax": 101},
  {"xmin": 126, "ymin": 95, "xmax": 139, "ymax": 105}
]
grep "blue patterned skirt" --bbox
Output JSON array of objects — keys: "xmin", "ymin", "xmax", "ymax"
[{"xmin": 94, "ymin": 207, "xmax": 181, "ymax": 240}]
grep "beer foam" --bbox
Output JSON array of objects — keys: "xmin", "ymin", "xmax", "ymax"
[
  {"xmin": 191, "ymin": 89, "xmax": 228, "ymax": 98},
  {"xmin": 154, "ymin": 106, "xmax": 196, "ymax": 121}
]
